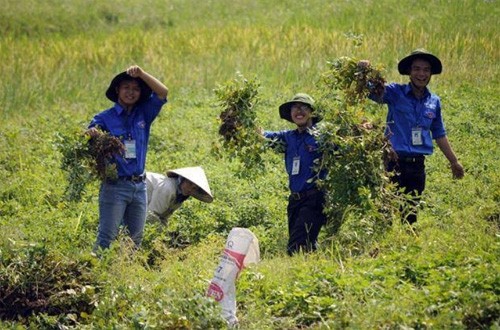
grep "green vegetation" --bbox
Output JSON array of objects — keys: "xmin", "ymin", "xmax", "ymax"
[
  {"xmin": 1, "ymin": 0, "xmax": 498, "ymax": 329},
  {"xmin": 55, "ymin": 128, "xmax": 124, "ymax": 201},
  {"xmin": 312, "ymin": 57, "xmax": 397, "ymax": 253},
  {"xmin": 214, "ymin": 74, "xmax": 266, "ymax": 176}
]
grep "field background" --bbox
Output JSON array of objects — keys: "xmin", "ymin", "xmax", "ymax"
[{"xmin": 0, "ymin": 0, "xmax": 499, "ymax": 329}]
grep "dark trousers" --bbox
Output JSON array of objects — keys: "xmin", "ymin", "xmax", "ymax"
[
  {"xmin": 287, "ymin": 190, "xmax": 326, "ymax": 255},
  {"xmin": 387, "ymin": 156, "xmax": 426, "ymax": 225}
]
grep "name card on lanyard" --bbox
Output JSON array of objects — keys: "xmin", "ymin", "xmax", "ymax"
[{"xmin": 125, "ymin": 135, "xmax": 137, "ymax": 159}]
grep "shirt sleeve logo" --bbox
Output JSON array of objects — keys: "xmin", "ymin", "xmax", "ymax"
[
  {"xmin": 424, "ymin": 111, "xmax": 436, "ymax": 119},
  {"xmin": 306, "ymin": 144, "xmax": 317, "ymax": 152}
]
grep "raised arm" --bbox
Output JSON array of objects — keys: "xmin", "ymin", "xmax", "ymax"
[{"xmin": 127, "ymin": 65, "xmax": 169, "ymax": 100}]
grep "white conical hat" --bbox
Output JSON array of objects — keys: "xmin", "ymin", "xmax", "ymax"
[{"xmin": 166, "ymin": 166, "xmax": 213, "ymax": 203}]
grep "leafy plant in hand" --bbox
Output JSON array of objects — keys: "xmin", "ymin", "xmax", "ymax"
[
  {"xmin": 322, "ymin": 56, "xmax": 386, "ymax": 106},
  {"xmin": 313, "ymin": 56, "xmax": 400, "ymax": 253},
  {"xmin": 214, "ymin": 73, "xmax": 267, "ymax": 176},
  {"xmin": 54, "ymin": 127, "xmax": 124, "ymax": 202}
]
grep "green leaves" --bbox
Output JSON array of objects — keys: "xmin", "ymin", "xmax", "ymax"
[
  {"xmin": 53, "ymin": 127, "xmax": 124, "ymax": 202},
  {"xmin": 313, "ymin": 56, "xmax": 398, "ymax": 253},
  {"xmin": 214, "ymin": 73, "xmax": 267, "ymax": 177},
  {"xmin": 321, "ymin": 56, "xmax": 386, "ymax": 106}
]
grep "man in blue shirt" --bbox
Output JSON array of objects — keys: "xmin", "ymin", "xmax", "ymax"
[
  {"xmin": 263, "ymin": 93, "xmax": 327, "ymax": 255},
  {"xmin": 87, "ymin": 65, "xmax": 168, "ymax": 251},
  {"xmin": 359, "ymin": 49, "xmax": 464, "ymax": 225}
]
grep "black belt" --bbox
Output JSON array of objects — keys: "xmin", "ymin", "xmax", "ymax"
[
  {"xmin": 399, "ymin": 155, "xmax": 425, "ymax": 163},
  {"xmin": 290, "ymin": 188, "xmax": 319, "ymax": 201},
  {"xmin": 119, "ymin": 174, "xmax": 146, "ymax": 183}
]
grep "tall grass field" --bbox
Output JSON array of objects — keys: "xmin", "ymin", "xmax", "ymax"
[{"xmin": 0, "ymin": 0, "xmax": 499, "ymax": 329}]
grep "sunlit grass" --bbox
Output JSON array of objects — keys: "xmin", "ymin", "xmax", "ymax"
[{"xmin": 0, "ymin": 0, "xmax": 498, "ymax": 328}]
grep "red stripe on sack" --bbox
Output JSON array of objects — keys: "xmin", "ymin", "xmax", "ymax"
[{"xmin": 224, "ymin": 249, "xmax": 246, "ymax": 270}]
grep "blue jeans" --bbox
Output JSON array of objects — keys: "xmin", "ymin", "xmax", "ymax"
[{"xmin": 93, "ymin": 179, "xmax": 147, "ymax": 250}]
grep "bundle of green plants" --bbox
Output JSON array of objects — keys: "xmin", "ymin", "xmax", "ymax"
[
  {"xmin": 321, "ymin": 56, "xmax": 386, "ymax": 106},
  {"xmin": 54, "ymin": 127, "xmax": 124, "ymax": 202},
  {"xmin": 213, "ymin": 73, "xmax": 267, "ymax": 175},
  {"xmin": 312, "ymin": 56, "xmax": 400, "ymax": 253}
]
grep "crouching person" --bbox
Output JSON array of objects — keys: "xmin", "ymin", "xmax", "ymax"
[{"xmin": 146, "ymin": 166, "xmax": 213, "ymax": 225}]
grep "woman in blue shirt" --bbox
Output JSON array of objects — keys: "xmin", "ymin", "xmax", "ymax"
[
  {"xmin": 359, "ymin": 49, "xmax": 464, "ymax": 225},
  {"xmin": 263, "ymin": 93, "xmax": 327, "ymax": 255},
  {"xmin": 87, "ymin": 65, "xmax": 168, "ymax": 252}
]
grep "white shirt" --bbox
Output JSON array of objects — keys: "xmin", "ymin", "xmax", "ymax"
[{"xmin": 146, "ymin": 172, "xmax": 185, "ymax": 224}]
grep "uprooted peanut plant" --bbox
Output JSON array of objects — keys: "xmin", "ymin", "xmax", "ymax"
[
  {"xmin": 54, "ymin": 128, "xmax": 124, "ymax": 202},
  {"xmin": 213, "ymin": 73, "xmax": 268, "ymax": 177}
]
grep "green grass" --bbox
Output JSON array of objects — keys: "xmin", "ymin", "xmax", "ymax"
[{"xmin": 1, "ymin": 0, "xmax": 499, "ymax": 328}]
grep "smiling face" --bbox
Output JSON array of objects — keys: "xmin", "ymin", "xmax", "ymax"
[
  {"xmin": 290, "ymin": 102, "xmax": 313, "ymax": 130},
  {"xmin": 409, "ymin": 58, "xmax": 432, "ymax": 91},
  {"xmin": 116, "ymin": 79, "xmax": 141, "ymax": 108}
]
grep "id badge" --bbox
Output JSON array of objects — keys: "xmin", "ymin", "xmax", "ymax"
[
  {"xmin": 292, "ymin": 156, "xmax": 300, "ymax": 175},
  {"xmin": 411, "ymin": 127, "xmax": 423, "ymax": 146},
  {"xmin": 124, "ymin": 139, "xmax": 137, "ymax": 159}
]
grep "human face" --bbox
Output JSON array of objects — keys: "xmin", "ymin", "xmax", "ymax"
[
  {"xmin": 290, "ymin": 103, "xmax": 313, "ymax": 130},
  {"xmin": 117, "ymin": 80, "xmax": 141, "ymax": 107},
  {"xmin": 179, "ymin": 179, "xmax": 198, "ymax": 197},
  {"xmin": 409, "ymin": 58, "xmax": 432, "ymax": 90}
]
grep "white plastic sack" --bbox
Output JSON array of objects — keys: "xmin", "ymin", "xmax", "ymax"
[{"xmin": 207, "ymin": 227, "xmax": 260, "ymax": 325}]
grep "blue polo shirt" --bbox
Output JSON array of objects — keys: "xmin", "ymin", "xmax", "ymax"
[
  {"xmin": 88, "ymin": 93, "xmax": 167, "ymax": 177},
  {"xmin": 264, "ymin": 128, "xmax": 324, "ymax": 193},
  {"xmin": 370, "ymin": 83, "xmax": 446, "ymax": 157}
]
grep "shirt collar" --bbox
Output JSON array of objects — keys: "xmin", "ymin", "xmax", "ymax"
[
  {"xmin": 404, "ymin": 83, "xmax": 430, "ymax": 98},
  {"xmin": 175, "ymin": 177, "xmax": 190, "ymax": 203},
  {"xmin": 113, "ymin": 103, "xmax": 125, "ymax": 115},
  {"xmin": 113, "ymin": 103, "xmax": 138, "ymax": 116},
  {"xmin": 294, "ymin": 126, "xmax": 315, "ymax": 136},
  {"xmin": 175, "ymin": 177, "xmax": 183, "ymax": 195}
]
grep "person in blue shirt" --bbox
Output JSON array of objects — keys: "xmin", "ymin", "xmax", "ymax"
[
  {"xmin": 263, "ymin": 93, "xmax": 327, "ymax": 255},
  {"xmin": 87, "ymin": 65, "xmax": 168, "ymax": 251},
  {"xmin": 359, "ymin": 49, "xmax": 464, "ymax": 225}
]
